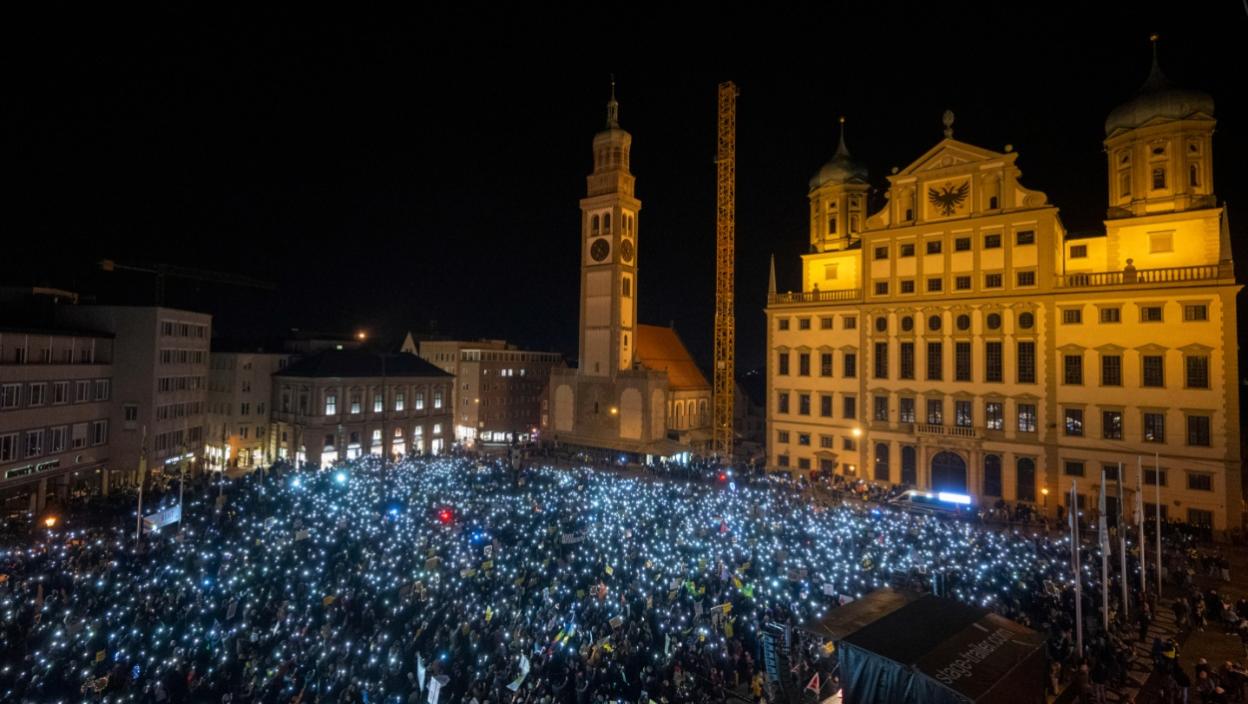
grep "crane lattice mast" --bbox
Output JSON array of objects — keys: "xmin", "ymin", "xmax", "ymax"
[{"xmin": 712, "ymin": 82, "xmax": 737, "ymax": 459}]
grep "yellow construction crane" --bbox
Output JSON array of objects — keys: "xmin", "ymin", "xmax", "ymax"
[
  {"xmin": 712, "ymin": 82, "xmax": 737, "ymax": 459},
  {"xmin": 98, "ymin": 259, "xmax": 276, "ymax": 305}
]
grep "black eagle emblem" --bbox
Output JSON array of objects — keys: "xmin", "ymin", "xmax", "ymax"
[{"xmin": 928, "ymin": 181, "xmax": 970, "ymax": 216}]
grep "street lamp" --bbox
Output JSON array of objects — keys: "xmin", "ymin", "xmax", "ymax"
[
  {"xmin": 851, "ymin": 427, "xmax": 863, "ymax": 438},
  {"xmin": 43, "ymin": 515, "xmax": 58, "ymax": 529}
]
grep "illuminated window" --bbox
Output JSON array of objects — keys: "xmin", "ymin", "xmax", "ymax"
[
  {"xmin": 395, "ymin": 391, "xmax": 406, "ymax": 412},
  {"xmin": 433, "ymin": 390, "xmax": 443, "ymax": 409},
  {"xmin": 1143, "ymin": 412, "xmax": 1165, "ymax": 442},
  {"xmin": 1102, "ymin": 410, "xmax": 1123, "ymax": 439},
  {"xmin": 1017, "ymin": 404, "xmax": 1036, "ymax": 433},
  {"xmin": 325, "ymin": 393, "xmax": 337, "ymax": 416},
  {"xmin": 899, "ymin": 397, "xmax": 915, "ymax": 423},
  {"xmin": 1064, "ymin": 408, "xmax": 1083, "ymax": 436},
  {"xmin": 985, "ymin": 402, "xmax": 1003, "ymax": 430}
]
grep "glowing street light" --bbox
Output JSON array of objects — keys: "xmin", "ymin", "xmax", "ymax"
[{"xmin": 43, "ymin": 515, "xmax": 58, "ymax": 529}]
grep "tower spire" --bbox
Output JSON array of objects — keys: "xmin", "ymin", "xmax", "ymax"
[
  {"xmin": 835, "ymin": 116, "xmax": 849, "ymax": 158},
  {"xmin": 606, "ymin": 74, "xmax": 620, "ymax": 129},
  {"xmin": 768, "ymin": 253, "xmax": 777, "ymax": 296},
  {"xmin": 1142, "ymin": 32, "xmax": 1168, "ymax": 90}
]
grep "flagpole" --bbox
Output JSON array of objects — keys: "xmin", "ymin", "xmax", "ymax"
[
  {"xmin": 1071, "ymin": 480, "xmax": 1083, "ymax": 656},
  {"xmin": 1155, "ymin": 452, "xmax": 1162, "ymax": 596},
  {"xmin": 135, "ymin": 425, "xmax": 147, "ymax": 548},
  {"xmin": 1099, "ymin": 469, "xmax": 1109, "ymax": 632},
  {"xmin": 1137, "ymin": 457, "xmax": 1146, "ymax": 601},
  {"xmin": 1118, "ymin": 462, "xmax": 1128, "ymax": 619}
]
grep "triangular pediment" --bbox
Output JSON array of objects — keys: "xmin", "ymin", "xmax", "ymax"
[{"xmin": 896, "ymin": 139, "xmax": 1010, "ymax": 178}]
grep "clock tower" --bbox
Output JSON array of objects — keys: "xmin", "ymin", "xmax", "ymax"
[{"xmin": 579, "ymin": 82, "xmax": 640, "ymax": 376}]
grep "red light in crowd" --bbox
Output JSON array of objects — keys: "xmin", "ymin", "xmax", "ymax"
[
  {"xmin": 717, "ymin": 472, "xmax": 727, "ymax": 482},
  {"xmin": 438, "ymin": 508, "xmax": 453, "ymax": 524}
]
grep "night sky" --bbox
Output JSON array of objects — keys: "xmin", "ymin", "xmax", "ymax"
[{"xmin": 10, "ymin": 6, "xmax": 1247, "ymax": 370}]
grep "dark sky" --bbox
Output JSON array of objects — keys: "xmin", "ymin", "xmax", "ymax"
[{"xmin": 10, "ymin": 5, "xmax": 1248, "ymax": 370}]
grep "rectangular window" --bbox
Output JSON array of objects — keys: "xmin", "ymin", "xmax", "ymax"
[
  {"xmin": 1144, "ymin": 469, "xmax": 1167, "ymax": 486},
  {"xmin": 874, "ymin": 281, "xmax": 889, "ymax": 295},
  {"xmin": 927, "ymin": 277, "xmax": 943, "ymax": 292},
  {"xmin": 1142, "ymin": 355, "xmax": 1164, "ymax": 387},
  {"xmin": 777, "ymin": 454, "xmax": 790, "ymax": 467},
  {"xmin": 984, "ymin": 233, "xmax": 1001, "ymax": 249},
  {"xmin": 25, "ymin": 430, "xmax": 43, "ymax": 458},
  {"xmin": 874, "ymin": 246, "xmax": 889, "ymax": 260},
  {"xmin": 1102, "ymin": 410, "xmax": 1123, "ymax": 439},
  {"xmin": 75, "ymin": 380, "xmax": 90, "ymax": 403},
  {"xmin": 1016, "ymin": 271, "xmax": 1036, "ymax": 286},
  {"xmin": 842, "ymin": 395, "xmax": 856, "ymax": 420},
  {"xmin": 954, "ymin": 342, "xmax": 971, "ymax": 382},
  {"xmin": 1143, "ymin": 412, "xmax": 1165, "ymax": 442},
  {"xmin": 777, "ymin": 351, "xmax": 789, "ymax": 376},
  {"xmin": 1069, "ymin": 244, "xmax": 1087, "ymax": 258},
  {"xmin": 843, "ymin": 316, "xmax": 857, "ymax": 329},
  {"xmin": 798, "ymin": 352, "xmax": 810, "ymax": 376},
  {"xmin": 1018, "ymin": 403, "xmax": 1036, "ymax": 432},
  {"xmin": 900, "ymin": 243, "xmax": 915, "ymax": 257},
  {"xmin": 1187, "ymin": 473, "xmax": 1213, "ymax": 492},
  {"xmin": 820, "ymin": 435, "xmax": 833, "ymax": 449},
  {"xmin": 842, "ymin": 438, "xmax": 856, "ymax": 451},
  {"xmin": 325, "ymin": 393, "xmax": 337, "ymax": 415},
  {"xmin": 873, "ymin": 342, "xmax": 888, "ymax": 379},
  {"xmin": 1017, "ymin": 341, "xmax": 1036, "ymax": 383},
  {"xmin": 820, "ymin": 395, "xmax": 832, "ymax": 418},
  {"xmin": 926, "ymin": 398, "xmax": 943, "ymax": 425},
  {"xmin": 124, "ymin": 404, "xmax": 138, "ymax": 422},
  {"xmin": 50, "ymin": 426, "xmax": 66, "ymax": 453},
  {"xmin": 899, "ymin": 397, "xmax": 916, "ymax": 423},
  {"xmin": 900, "ymin": 279, "xmax": 915, "ymax": 294},
  {"xmin": 798, "ymin": 317, "xmax": 810, "ymax": 330},
  {"xmin": 985, "ymin": 401, "xmax": 1003, "ymax": 430},
  {"xmin": 778, "ymin": 318, "xmax": 790, "ymax": 331},
  {"xmin": 414, "ymin": 392, "xmax": 425, "ymax": 410},
  {"xmin": 1064, "ymin": 408, "xmax": 1084, "ymax": 436},
  {"xmin": 1149, "ymin": 231, "xmax": 1174, "ymax": 253},
  {"xmin": 28, "ymin": 383, "xmax": 46, "ymax": 407},
  {"xmin": 954, "ymin": 400, "xmax": 973, "ymax": 427},
  {"xmin": 777, "ymin": 430, "xmax": 789, "ymax": 444},
  {"xmin": 985, "ymin": 342, "xmax": 1002, "ymax": 382},
  {"xmin": 926, "ymin": 342, "xmax": 943, "ymax": 381},
  {"xmin": 374, "ymin": 393, "xmax": 384, "ymax": 412},
  {"xmin": 874, "ymin": 395, "xmax": 889, "ymax": 421},
  {"xmin": 819, "ymin": 317, "xmax": 832, "ymax": 330},
  {"xmin": 1188, "ymin": 508, "xmax": 1214, "ymax": 528},
  {"xmin": 955, "ymin": 275, "xmax": 971, "ymax": 290},
  {"xmin": 92, "ymin": 420, "xmax": 108, "ymax": 446},
  {"xmin": 1061, "ymin": 308, "xmax": 1082, "ymax": 324},
  {"xmin": 1185, "ymin": 356, "xmax": 1209, "ymax": 388},
  {"xmin": 843, "ymin": 352, "xmax": 857, "ymax": 378},
  {"xmin": 53, "ymin": 381, "xmax": 68, "ymax": 405},
  {"xmin": 798, "ymin": 394, "xmax": 811, "ymax": 416},
  {"xmin": 1183, "ymin": 304, "xmax": 1208, "ymax": 322},
  {"xmin": 0, "ymin": 433, "xmax": 17, "ymax": 462},
  {"xmin": 1064, "ymin": 461, "xmax": 1085, "ymax": 477},
  {"xmin": 1016, "ymin": 230, "xmax": 1035, "ymax": 245},
  {"xmin": 1140, "ymin": 306, "xmax": 1164, "ymax": 322},
  {"xmin": 798, "ymin": 433, "xmax": 811, "ymax": 447},
  {"xmin": 954, "ymin": 237, "xmax": 971, "ymax": 251},
  {"xmin": 926, "ymin": 240, "xmax": 942, "ymax": 255},
  {"xmin": 820, "ymin": 353, "xmax": 833, "ymax": 377},
  {"xmin": 1186, "ymin": 415, "xmax": 1211, "ymax": 446},
  {"xmin": 984, "ymin": 273, "xmax": 1002, "ymax": 288},
  {"xmin": 1063, "ymin": 355, "xmax": 1083, "ymax": 385},
  {"xmin": 1101, "ymin": 355, "xmax": 1122, "ymax": 386},
  {"xmin": 777, "ymin": 392, "xmax": 789, "ymax": 414},
  {"xmin": 1099, "ymin": 307, "xmax": 1121, "ymax": 323},
  {"xmin": 432, "ymin": 390, "xmax": 442, "ymax": 409},
  {"xmin": 899, "ymin": 343, "xmax": 915, "ymax": 380}
]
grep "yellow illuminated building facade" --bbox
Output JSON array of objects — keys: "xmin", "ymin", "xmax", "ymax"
[{"xmin": 765, "ymin": 49, "xmax": 1241, "ymax": 529}]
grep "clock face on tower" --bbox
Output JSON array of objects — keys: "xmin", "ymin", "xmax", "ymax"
[
  {"xmin": 620, "ymin": 239, "xmax": 635, "ymax": 263},
  {"xmin": 590, "ymin": 238, "xmax": 610, "ymax": 262}
]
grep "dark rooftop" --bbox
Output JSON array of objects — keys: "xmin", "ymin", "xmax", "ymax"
[{"xmin": 275, "ymin": 349, "xmax": 452, "ymax": 379}]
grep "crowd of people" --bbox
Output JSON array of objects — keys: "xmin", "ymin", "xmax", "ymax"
[{"xmin": 0, "ymin": 454, "xmax": 1206, "ymax": 703}]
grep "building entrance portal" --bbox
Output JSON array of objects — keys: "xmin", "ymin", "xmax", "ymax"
[{"xmin": 930, "ymin": 451, "xmax": 968, "ymax": 494}]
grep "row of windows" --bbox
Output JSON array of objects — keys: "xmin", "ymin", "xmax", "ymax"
[
  {"xmin": 1061, "ymin": 461, "xmax": 1213, "ymax": 493},
  {"xmin": 278, "ymin": 385, "xmax": 450, "ymax": 416},
  {"xmin": 159, "ymin": 348, "xmax": 208, "ymax": 365},
  {"xmin": 0, "ymin": 379, "xmax": 109, "ymax": 410},
  {"xmin": 154, "ymin": 426, "xmax": 203, "ymax": 452},
  {"xmin": 3, "ymin": 343, "xmax": 100, "ymax": 365},
  {"xmin": 157, "ymin": 376, "xmax": 207, "ymax": 393},
  {"xmin": 778, "ymin": 341, "xmax": 1038, "ymax": 383},
  {"xmin": 155, "ymin": 400, "xmax": 205, "ymax": 421},
  {"xmin": 778, "ymin": 315, "xmax": 858, "ymax": 332},
  {"xmin": 1062, "ymin": 353, "xmax": 1209, "ymax": 389},
  {"xmin": 870, "ymin": 230, "xmax": 1036, "ymax": 260},
  {"xmin": 320, "ymin": 423, "xmax": 443, "ymax": 450},
  {"xmin": 0, "ymin": 421, "xmax": 107, "ymax": 462},
  {"xmin": 1060, "ymin": 303, "xmax": 1206, "ymax": 325},
  {"xmin": 872, "ymin": 270, "xmax": 1037, "ymax": 296},
  {"xmin": 776, "ymin": 430, "xmax": 857, "ymax": 452},
  {"xmin": 160, "ymin": 320, "xmax": 208, "ymax": 338},
  {"xmin": 1061, "ymin": 407, "xmax": 1212, "ymax": 446}
]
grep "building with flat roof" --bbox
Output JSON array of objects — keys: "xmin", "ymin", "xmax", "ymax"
[{"xmin": 207, "ymin": 343, "xmax": 294, "ymax": 472}]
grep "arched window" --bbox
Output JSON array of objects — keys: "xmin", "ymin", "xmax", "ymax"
[
  {"xmin": 874, "ymin": 443, "xmax": 890, "ymax": 482},
  {"xmin": 591, "ymin": 214, "xmax": 600, "ymax": 235},
  {"xmin": 1016, "ymin": 457, "xmax": 1036, "ymax": 502},
  {"xmin": 983, "ymin": 455, "xmax": 1002, "ymax": 497},
  {"xmin": 901, "ymin": 446, "xmax": 917, "ymax": 485},
  {"xmin": 603, "ymin": 212, "xmax": 612, "ymax": 234}
]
